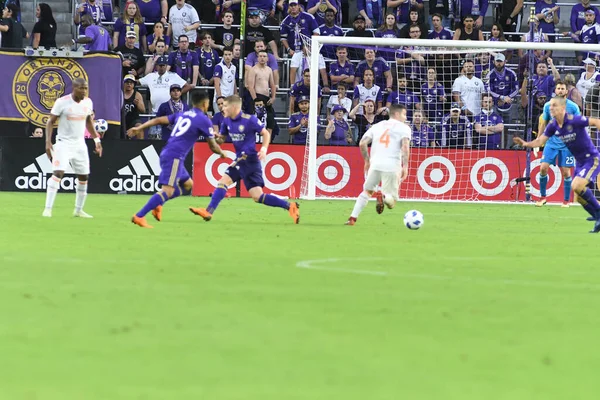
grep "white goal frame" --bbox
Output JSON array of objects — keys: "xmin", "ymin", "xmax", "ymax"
[{"xmin": 304, "ymin": 36, "xmax": 600, "ymax": 200}]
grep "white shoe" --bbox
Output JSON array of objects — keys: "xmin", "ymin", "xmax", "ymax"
[
  {"xmin": 73, "ymin": 210, "xmax": 93, "ymax": 218},
  {"xmin": 42, "ymin": 208, "xmax": 52, "ymax": 218}
]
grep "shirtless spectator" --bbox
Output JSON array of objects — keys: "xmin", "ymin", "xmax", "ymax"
[{"xmin": 246, "ymin": 50, "xmax": 277, "ymax": 112}]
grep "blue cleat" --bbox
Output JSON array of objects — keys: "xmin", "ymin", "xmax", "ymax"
[
  {"xmin": 590, "ymin": 213, "xmax": 600, "ymax": 233},
  {"xmin": 587, "ymin": 216, "xmax": 596, "ymax": 222}
]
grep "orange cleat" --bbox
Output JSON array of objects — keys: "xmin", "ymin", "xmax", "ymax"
[
  {"xmin": 375, "ymin": 191, "xmax": 384, "ymax": 214},
  {"xmin": 131, "ymin": 215, "xmax": 153, "ymax": 228},
  {"xmin": 151, "ymin": 205, "xmax": 163, "ymax": 221},
  {"xmin": 189, "ymin": 207, "xmax": 212, "ymax": 221},
  {"xmin": 289, "ymin": 202, "xmax": 300, "ymax": 224},
  {"xmin": 345, "ymin": 217, "xmax": 356, "ymax": 226}
]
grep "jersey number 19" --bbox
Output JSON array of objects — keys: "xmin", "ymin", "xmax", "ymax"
[{"xmin": 172, "ymin": 116, "xmax": 191, "ymax": 137}]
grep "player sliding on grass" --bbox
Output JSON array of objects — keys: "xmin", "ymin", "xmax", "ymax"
[
  {"xmin": 189, "ymin": 95, "xmax": 300, "ymax": 223},
  {"xmin": 514, "ymin": 97, "xmax": 600, "ymax": 233},
  {"xmin": 127, "ymin": 91, "xmax": 226, "ymax": 228},
  {"xmin": 346, "ymin": 103, "xmax": 411, "ymax": 226}
]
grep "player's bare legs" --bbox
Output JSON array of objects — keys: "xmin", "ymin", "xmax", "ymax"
[
  {"xmin": 190, "ymin": 174, "xmax": 233, "ymax": 221},
  {"xmin": 132, "ymin": 179, "xmax": 192, "ymax": 228},
  {"xmin": 43, "ymin": 171, "xmax": 64, "ymax": 217}
]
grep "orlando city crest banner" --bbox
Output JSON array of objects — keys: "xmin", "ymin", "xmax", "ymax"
[{"xmin": 0, "ymin": 51, "xmax": 122, "ymax": 129}]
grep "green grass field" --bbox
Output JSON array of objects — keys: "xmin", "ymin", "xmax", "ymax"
[{"xmin": 2, "ymin": 192, "xmax": 600, "ymax": 399}]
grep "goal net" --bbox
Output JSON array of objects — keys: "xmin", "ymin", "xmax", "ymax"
[{"xmin": 299, "ymin": 35, "xmax": 600, "ymax": 203}]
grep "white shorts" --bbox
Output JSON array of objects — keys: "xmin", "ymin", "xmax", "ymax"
[
  {"xmin": 52, "ymin": 142, "xmax": 90, "ymax": 175},
  {"xmin": 364, "ymin": 169, "xmax": 400, "ymax": 200}
]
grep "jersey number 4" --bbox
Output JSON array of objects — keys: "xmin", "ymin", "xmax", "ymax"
[
  {"xmin": 172, "ymin": 117, "xmax": 191, "ymax": 137},
  {"xmin": 379, "ymin": 129, "xmax": 390, "ymax": 148}
]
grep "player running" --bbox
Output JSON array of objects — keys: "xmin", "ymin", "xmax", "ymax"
[
  {"xmin": 43, "ymin": 78, "xmax": 103, "ymax": 218},
  {"xmin": 127, "ymin": 91, "xmax": 226, "ymax": 228},
  {"xmin": 189, "ymin": 95, "xmax": 300, "ymax": 223},
  {"xmin": 535, "ymin": 79, "xmax": 581, "ymax": 207},
  {"xmin": 514, "ymin": 97, "xmax": 600, "ymax": 233},
  {"xmin": 345, "ymin": 103, "xmax": 411, "ymax": 226}
]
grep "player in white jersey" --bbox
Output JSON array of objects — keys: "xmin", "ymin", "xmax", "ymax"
[
  {"xmin": 43, "ymin": 78, "xmax": 103, "ymax": 218},
  {"xmin": 345, "ymin": 104, "xmax": 412, "ymax": 226}
]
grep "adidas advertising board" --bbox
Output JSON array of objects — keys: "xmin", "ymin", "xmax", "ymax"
[{"xmin": 0, "ymin": 138, "xmax": 192, "ymax": 194}]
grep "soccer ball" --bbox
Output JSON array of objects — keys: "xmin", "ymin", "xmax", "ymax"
[
  {"xmin": 404, "ymin": 210, "xmax": 424, "ymax": 230},
  {"xmin": 94, "ymin": 119, "xmax": 108, "ymax": 134}
]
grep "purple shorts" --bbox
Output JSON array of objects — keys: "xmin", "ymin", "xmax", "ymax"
[
  {"xmin": 575, "ymin": 156, "xmax": 600, "ymax": 182},
  {"xmin": 225, "ymin": 160, "xmax": 264, "ymax": 190},
  {"xmin": 159, "ymin": 156, "xmax": 190, "ymax": 187}
]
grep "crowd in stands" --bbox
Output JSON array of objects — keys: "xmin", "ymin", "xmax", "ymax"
[{"xmin": 2, "ymin": 0, "xmax": 600, "ymax": 149}]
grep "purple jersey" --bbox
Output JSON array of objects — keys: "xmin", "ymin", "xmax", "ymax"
[
  {"xmin": 288, "ymin": 112, "xmax": 310, "ymax": 144},
  {"xmin": 168, "ymin": 51, "xmax": 199, "ymax": 84},
  {"xmin": 473, "ymin": 111, "xmax": 503, "ymax": 149},
  {"xmin": 571, "ymin": 4, "xmax": 600, "ymax": 33},
  {"xmin": 280, "ymin": 11, "xmax": 320, "ymax": 52},
  {"xmin": 357, "ymin": 0, "xmax": 385, "ymax": 25},
  {"xmin": 449, "ymin": 0, "xmax": 489, "ymax": 19},
  {"xmin": 579, "ymin": 23, "xmax": 600, "ymax": 53},
  {"xmin": 147, "ymin": 34, "xmax": 171, "ymax": 48},
  {"xmin": 355, "ymin": 58, "xmax": 390, "ymax": 89},
  {"xmin": 329, "ymin": 61, "xmax": 355, "ymax": 89},
  {"xmin": 290, "ymin": 81, "xmax": 322, "ymax": 100},
  {"xmin": 421, "ymin": 82, "xmax": 446, "ymax": 123},
  {"xmin": 441, "ymin": 114, "xmax": 473, "ymax": 148},
  {"xmin": 77, "ymin": 2, "xmax": 102, "ymax": 36},
  {"xmin": 319, "ymin": 24, "xmax": 344, "ymax": 59},
  {"xmin": 487, "ymin": 68, "xmax": 519, "ymax": 111},
  {"xmin": 533, "ymin": 74, "xmax": 556, "ymax": 98},
  {"xmin": 545, "ymin": 114, "xmax": 600, "ymax": 164},
  {"xmin": 197, "ymin": 48, "xmax": 220, "ymax": 81},
  {"xmin": 411, "ymin": 124, "xmax": 434, "ymax": 147},
  {"xmin": 220, "ymin": 112, "xmax": 264, "ymax": 161},
  {"xmin": 84, "ymin": 25, "xmax": 111, "ymax": 51},
  {"xmin": 156, "ymin": 100, "xmax": 190, "ymax": 141},
  {"xmin": 329, "ymin": 119, "xmax": 351, "ymax": 145},
  {"xmin": 535, "ymin": 0, "xmax": 559, "ymax": 35},
  {"xmin": 386, "ymin": 90, "xmax": 421, "ymax": 120},
  {"xmin": 246, "ymin": 52, "xmax": 279, "ymax": 71},
  {"xmin": 307, "ymin": 0, "xmax": 331, "ymax": 26},
  {"xmin": 428, "ymin": 28, "xmax": 453, "ymax": 41},
  {"xmin": 475, "ymin": 60, "xmax": 493, "ymax": 85},
  {"xmin": 138, "ymin": 0, "xmax": 162, "ymax": 23},
  {"xmin": 375, "ymin": 29, "xmax": 400, "ymax": 61},
  {"xmin": 114, "ymin": 19, "xmax": 147, "ymax": 48},
  {"xmin": 165, "ymin": 109, "xmax": 214, "ymax": 159},
  {"xmin": 395, "ymin": 0, "xmax": 423, "ymax": 23}
]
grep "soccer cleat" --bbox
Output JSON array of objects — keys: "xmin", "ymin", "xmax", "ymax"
[
  {"xmin": 345, "ymin": 217, "xmax": 356, "ymax": 226},
  {"xmin": 587, "ymin": 216, "xmax": 596, "ymax": 222},
  {"xmin": 131, "ymin": 215, "xmax": 153, "ymax": 228},
  {"xmin": 289, "ymin": 202, "xmax": 300, "ymax": 224},
  {"xmin": 561, "ymin": 201, "xmax": 570, "ymax": 208},
  {"xmin": 375, "ymin": 191, "xmax": 384, "ymax": 214},
  {"xmin": 151, "ymin": 205, "xmax": 163, "ymax": 222},
  {"xmin": 73, "ymin": 210, "xmax": 93, "ymax": 218},
  {"xmin": 42, "ymin": 208, "xmax": 52, "ymax": 218},
  {"xmin": 535, "ymin": 197, "xmax": 547, "ymax": 207},
  {"xmin": 591, "ymin": 216, "xmax": 600, "ymax": 233},
  {"xmin": 189, "ymin": 207, "xmax": 212, "ymax": 221}
]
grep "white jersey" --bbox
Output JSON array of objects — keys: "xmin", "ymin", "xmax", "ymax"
[
  {"xmin": 452, "ymin": 75, "xmax": 485, "ymax": 116},
  {"xmin": 139, "ymin": 71, "xmax": 187, "ymax": 113},
  {"xmin": 290, "ymin": 52, "xmax": 326, "ymax": 83},
  {"xmin": 50, "ymin": 94, "xmax": 94, "ymax": 146},
  {"xmin": 169, "ymin": 3, "xmax": 200, "ymax": 45},
  {"xmin": 577, "ymin": 71, "xmax": 599, "ymax": 100},
  {"xmin": 363, "ymin": 119, "xmax": 412, "ymax": 172},
  {"xmin": 213, "ymin": 61, "xmax": 237, "ymax": 98}
]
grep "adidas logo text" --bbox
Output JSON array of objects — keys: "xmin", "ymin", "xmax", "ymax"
[
  {"xmin": 15, "ymin": 153, "xmax": 76, "ymax": 191},
  {"xmin": 109, "ymin": 145, "xmax": 162, "ymax": 193}
]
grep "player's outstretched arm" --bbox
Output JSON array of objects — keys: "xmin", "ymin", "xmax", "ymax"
[
  {"xmin": 588, "ymin": 118, "xmax": 600, "ymax": 130},
  {"xmin": 206, "ymin": 137, "xmax": 226, "ymax": 158},
  {"xmin": 86, "ymin": 115, "xmax": 103, "ymax": 157},
  {"xmin": 127, "ymin": 116, "xmax": 170, "ymax": 138},
  {"xmin": 513, "ymin": 134, "xmax": 549, "ymax": 149},
  {"xmin": 359, "ymin": 134, "xmax": 372, "ymax": 172}
]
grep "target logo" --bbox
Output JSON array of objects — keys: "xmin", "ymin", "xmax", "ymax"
[
  {"xmin": 262, "ymin": 152, "xmax": 298, "ymax": 191},
  {"xmin": 204, "ymin": 150, "xmax": 238, "ymax": 187},
  {"xmin": 470, "ymin": 157, "xmax": 510, "ymax": 196},
  {"xmin": 417, "ymin": 156, "xmax": 457, "ymax": 195},
  {"xmin": 316, "ymin": 153, "xmax": 350, "ymax": 193},
  {"xmin": 524, "ymin": 158, "xmax": 561, "ymax": 198}
]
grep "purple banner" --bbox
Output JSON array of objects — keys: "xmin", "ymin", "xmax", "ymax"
[{"xmin": 0, "ymin": 51, "xmax": 122, "ymax": 127}]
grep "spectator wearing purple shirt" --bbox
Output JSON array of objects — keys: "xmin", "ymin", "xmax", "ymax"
[
  {"xmin": 449, "ymin": 0, "xmax": 488, "ymax": 29},
  {"xmin": 156, "ymin": 84, "xmax": 191, "ymax": 141},
  {"xmin": 428, "ymin": 0, "xmax": 451, "ymax": 29},
  {"xmin": 289, "ymin": 96, "xmax": 311, "ymax": 144},
  {"xmin": 355, "ymin": 48, "xmax": 392, "ymax": 92},
  {"xmin": 533, "ymin": 59, "xmax": 560, "ymax": 99},
  {"xmin": 113, "ymin": 1, "xmax": 147, "ymax": 52},
  {"xmin": 441, "ymin": 104, "xmax": 473, "ymax": 148},
  {"xmin": 307, "ymin": 0, "xmax": 337, "ymax": 26},
  {"xmin": 168, "ymin": 35, "xmax": 200, "ymax": 85},
  {"xmin": 428, "ymin": 13, "xmax": 453, "ymax": 40},
  {"xmin": 375, "ymin": 13, "xmax": 401, "ymax": 61},
  {"xmin": 386, "ymin": 75, "xmax": 421, "ymax": 121},
  {"xmin": 564, "ymin": 9, "xmax": 600, "ymax": 62},
  {"xmin": 73, "ymin": 0, "xmax": 102, "ymax": 37},
  {"xmin": 280, "ymin": 0, "xmax": 320, "ymax": 56},
  {"xmin": 325, "ymin": 105, "xmax": 353, "ymax": 145},
  {"xmin": 570, "ymin": 0, "xmax": 600, "ymax": 35},
  {"xmin": 75, "ymin": 14, "xmax": 110, "ymax": 51},
  {"xmin": 147, "ymin": 21, "xmax": 171, "ymax": 53},
  {"xmin": 197, "ymin": 32, "xmax": 221, "ymax": 86},
  {"xmin": 411, "ymin": 110, "xmax": 435, "ymax": 147},
  {"xmin": 487, "ymin": 53, "xmax": 519, "ymax": 122},
  {"xmin": 212, "ymin": 96, "xmax": 227, "ymax": 138},
  {"xmin": 388, "ymin": 0, "xmax": 424, "ymax": 26},
  {"xmin": 289, "ymin": 69, "xmax": 322, "ymax": 115},
  {"xmin": 357, "ymin": 0, "xmax": 385, "ymax": 28},
  {"xmin": 249, "ymin": 0, "xmax": 277, "ymax": 21},
  {"xmin": 535, "ymin": 0, "xmax": 559, "ymax": 42},
  {"xmin": 475, "ymin": 53, "xmax": 493, "ymax": 85},
  {"xmin": 474, "ymin": 95, "xmax": 504, "ymax": 149},
  {"xmin": 329, "ymin": 46, "xmax": 355, "ymax": 90},
  {"xmin": 318, "ymin": 8, "xmax": 344, "ymax": 59},
  {"xmin": 138, "ymin": 0, "xmax": 168, "ymax": 24},
  {"xmin": 421, "ymin": 67, "xmax": 447, "ymax": 125}
]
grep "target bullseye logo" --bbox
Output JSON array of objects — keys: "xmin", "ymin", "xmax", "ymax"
[
  {"xmin": 316, "ymin": 153, "xmax": 350, "ymax": 193},
  {"xmin": 263, "ymin": 152, "xmax": 297, "ymax": 191},
  {"xmin": 470, "ymin": 157, "xmax": 510, "ymax": 196},
  {"xmin": 204, "ymin": 150, "xmax": 237, "ymax": 187},
  {"xmin": 417, "ymin": 156, "xmax": 456, "ymax": 195},
  {"xmin": 524, "ymin": 158, "xmax": 561, "ymax": 197}
]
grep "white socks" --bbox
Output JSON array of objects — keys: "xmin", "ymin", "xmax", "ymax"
[
  {"xmin": 351, "ymin": 192, "xmax": 370, "ymax": 219},
  {"xmin": 44, "ymin": 176, "xmax": 60, "ymax": 210},
  {"xmin": 75, "ymin": 180, "xmax": 88, "ymax": 212},
  {"xmin": 383, "ymin": 193, "xmax": 395, "ymax": 208}
]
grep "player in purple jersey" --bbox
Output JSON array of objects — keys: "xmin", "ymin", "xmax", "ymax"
[
  {"xmin": 514, "ymin": 97, "xmax": 600, "ymax": 232},
  {"xmin": 190, "ymin": 95, "xmax": 300, "ymax": 224},
  {"xmin": 128, "ymin": 92, "xmax": 226, "ymax": 228}
]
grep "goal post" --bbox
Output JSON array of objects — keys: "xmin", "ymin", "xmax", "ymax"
[{"xmin": 302, "ymin": 35, "xmax": 600, "ymax": 202}]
